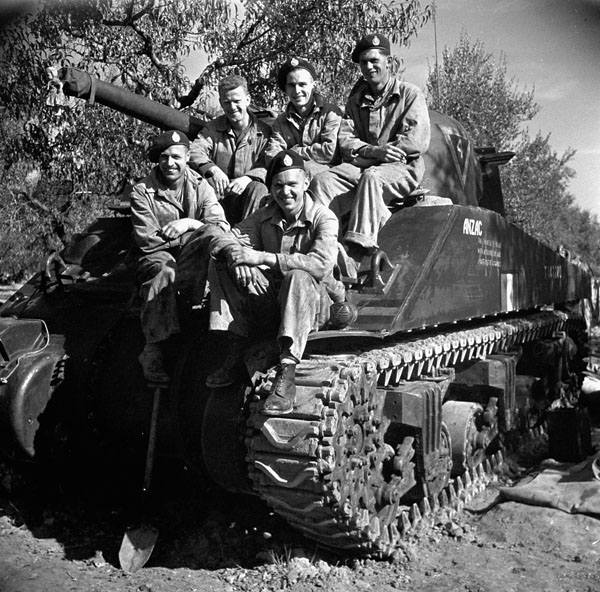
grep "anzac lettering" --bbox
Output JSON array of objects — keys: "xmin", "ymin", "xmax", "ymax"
[{"xmin": 463, "ymin": 218, "xmax": 483, "ymax": 236}]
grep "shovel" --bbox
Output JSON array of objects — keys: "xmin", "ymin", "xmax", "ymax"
[{"xmin": 119, "ymin": 383, "xmax": 163, "ymax": 573}]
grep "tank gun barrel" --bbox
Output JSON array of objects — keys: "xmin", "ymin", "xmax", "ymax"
[{"xmin": 53, "ymin": 67, "xmax": 205, "ymax": 140}]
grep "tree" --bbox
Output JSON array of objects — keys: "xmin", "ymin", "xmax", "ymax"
[
  {"xmin": 0, "ymin": 0, "xmax": 431, "ymax": 281},
  {"xmin": 426, "ymin": 32, "xmax": 539, "ymax": 149},
  {"xmin": 502, "ymin": 130, "xmax": 576, "ymax": 244},
  {"xmin": 425, "ymin": 33, "xmax": 600, "ymax": 271}
]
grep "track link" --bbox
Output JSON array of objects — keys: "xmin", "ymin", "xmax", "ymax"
[{"xmin": 245, "ymin": 310, "xmax": 574, "ymax": 556}]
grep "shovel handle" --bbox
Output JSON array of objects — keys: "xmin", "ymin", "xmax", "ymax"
[{"xmin": 143, "ymin": 385, "xmax": 162, "ymax": 494}]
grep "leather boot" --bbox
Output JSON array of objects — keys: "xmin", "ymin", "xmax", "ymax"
[
  {"xmin": 206, "ymin": 334, "xmax": 247, "ymax": 388},
  {"xmin": 262, "ymin": 364, "xmax": 296, "ymax": 415}
]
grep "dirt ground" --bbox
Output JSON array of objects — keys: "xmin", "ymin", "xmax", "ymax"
[
  {"xmin": 0, "ymin": 306, "xmax": 599, "ymax": 592},
  {"xmin": 1, "ymin": 421, "xmax": 599, "ymax": 592}
]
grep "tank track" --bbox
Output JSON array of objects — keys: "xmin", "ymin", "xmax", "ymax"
[{"xmin": 244, "ymin": 310, "xmax": 575, "ymax": 557}]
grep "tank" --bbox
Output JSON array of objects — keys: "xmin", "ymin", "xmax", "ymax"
[{"xmin": 0, "ymin": 67, "xmax": 593, "ymax": 558}]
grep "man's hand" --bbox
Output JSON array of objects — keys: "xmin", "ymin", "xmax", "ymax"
[
  {"xmin": 227, "ymin": 245, "xmax": 265, "ymax": 268},
  {"xmin": 233, "ymin": 264, "xmax": 269, "ymax": 293},
  {"xmin": 369, "ymin": 144, "xmax": 407, "ymax": 164},
  {"xmin": 226, "ymin": 175, "xmax": 252, "ymax": 197},
  {"xmin": 160, "ymin": 218, "xmax": 202, "ymax": 240},
  {"xmin": 207, "ymin": 166, "xmax": 230, "ymax": 199}
]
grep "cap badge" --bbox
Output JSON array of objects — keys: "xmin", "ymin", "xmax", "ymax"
[
  {"xmin": 372, "ymin": 36, "xmax": 380, "ymax": 46},
  {"xmin": 283, "ymin": 154, "xmax": 293, "ymax": 166},
  {"xmin": 290, "ymin": 58, "xmax": 299, "ymax": 67},
  {"xmin": 171, "ymin": 131, "xmax": 181, "ymax": 142}
]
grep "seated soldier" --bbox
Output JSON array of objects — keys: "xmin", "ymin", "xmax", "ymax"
[
  {"xmin": 189, "ymin": 75, "xmax": 271, "ymax": 225},
  {"xmin": 311, "ymin": 34, "xmax": 431, "ymax": 277},
  {"xmin": 265, "ymin": 57, "xmax": 342, "ymax": 178},
  {"xmin": 130, "ymin": 130, "xmax": 229, "ymax": 383},
  {"xmin": 205, "ymin": 149, "xmax": 343, "ymax": 415}
]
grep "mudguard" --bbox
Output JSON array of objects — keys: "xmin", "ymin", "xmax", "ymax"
[{"xmin": 0, "ymin": 318, "xmax": 66, "ymax": 458}]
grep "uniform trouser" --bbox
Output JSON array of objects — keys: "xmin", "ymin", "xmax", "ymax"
[
  {"xmin": 311, "ymin": 162, "xmax": 421, "ymax": 249},
  {"xmin": 136, "ymin": 224, "xmax": 226, "ymax": 344},
  {"xmin": 221, "ymin": 180, "xmax": 269, "ymax": 225},
  {"xmin": 304, "ymin": 160, "xmax": 330, "ymax": 181},
  {"xmin": 209, "ymin": 262, "xmax": 332, "ymax": 362}
]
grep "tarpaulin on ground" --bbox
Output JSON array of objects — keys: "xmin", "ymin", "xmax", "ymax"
[{"xmin": 499, "ymin": 453, "xmax": 600, "ymax": 516}]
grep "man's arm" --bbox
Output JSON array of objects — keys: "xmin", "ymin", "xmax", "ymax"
[
  {"xmin": 189, "ymin": 128, "xmax": 219, "ymax": 178},
  {"xmin": 294, "ymin": 105, "xmax": 342, "ymax": 165},
  {"xmin": 210, "ymin": 208, "xmax": 264, "ymax": 258},
  {"xmin": 196, "ymin": 178, "xmax": 230, "ymax": 231},
  {"xmin": 131, "ymin": 184, "xmax": 170, "ymax": 254},
  {"xmin": 388, "ymin": 85, "xmax": 431, "ymax": 158},
  {"xmin": 275, "ymin": 208, "xmax": 339, "ymax": 281},
  {"xmin": 238, "ymin": 121, "xmax": 271, "ymax": 182},
  {"xmin": 264, "ymin": 116, "xmax": 290, "ymax": 165}
]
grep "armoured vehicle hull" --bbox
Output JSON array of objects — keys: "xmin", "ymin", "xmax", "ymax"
[{"xmin": 0, "ymin": 68, "xmax": 593, "ymax": 557}]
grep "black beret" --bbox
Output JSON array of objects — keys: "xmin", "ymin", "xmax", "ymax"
[
  {"xmin": 266, "ymin": 149, "xmax": 305, "ymax": 187},
  {"xmin": 277, "ymin": 57, "xmax": 317, "ymax": 91},
  {"xmin": 148, "ymin": 130, "xmax": 190, "ymax": 162},
  {"xmin": 351, "ymin": 33, "xmax": 391, "ymax": 63}
]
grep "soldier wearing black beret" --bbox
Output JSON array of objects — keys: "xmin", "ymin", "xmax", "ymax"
[
  {"xmin": 130, "ymin": 130, "xmax": 229, "ymax": 383},
  {"xmin": 350, "ymin": 33, "xmax": 391, "ymax": 63},
  {"xmin": 265, "ymin": 57, "xmax": 342, "ymax": 178},
  {"xmin": 148, "ymin": 130, "xmax": 190, "ymax": 162},
  {"xmin": 311, "ymin": 32, "xmax": 431, "ymax": 279},
  {"xmin": 206, "ymin": 148, "xmax": 343, "ymax": 415}
]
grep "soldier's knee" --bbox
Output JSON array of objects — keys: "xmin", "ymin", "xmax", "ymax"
[
  {"xmin": 360, "ymin": 167, "xmax": 382, "ymax": 183},
  {"xmin": 283, "ymin": 269, "xmax": 315, "ymax": 289}
]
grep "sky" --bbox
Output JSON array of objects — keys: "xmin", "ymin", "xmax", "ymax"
[{"xmin": 400, "ymin": 0, "xmax": 600, "ymax": 219}]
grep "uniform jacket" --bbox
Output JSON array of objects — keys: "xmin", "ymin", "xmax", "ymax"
[
  {"xmin": 210, "ymin": 194, "xmax": 339, "ymax": 284},
  {"xmin": 131, "ymin": 167, "xmax": 229, "ymax": 255},
  {"xmin": 339, "ymin": 77, "xmax": 430, "ymax": 169},
  {"xmin": 189, "ymin": 113, "xmax": 271, "ymax": 182},
  {"xmin": 265, "ymin": 93, "xmax": 342, "ymax": 165}
]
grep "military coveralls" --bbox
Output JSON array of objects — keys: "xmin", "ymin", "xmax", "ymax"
[
  {"xmin": 208, "ymin": 194, "xmax": 342, "ymax": 362},
  {"xmin": 130, "ymin": 167, "xmax": 229, "ymax": 344},
  {"xmin": 311, "ymin": 78, "xmax": 430, "ymax": 249},
  {"xmin": 189, "ymin": 114, "xmax": 271, "ymax": 225},
  {"xmin": 265, "ymin": 93, "xmax": 342, "ymax": 178}
]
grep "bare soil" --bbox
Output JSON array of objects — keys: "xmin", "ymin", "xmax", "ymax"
[
  {"xmin": 0, "ymin": 308, "xmax": 599, "ymax": 592},
  {"xmin": 1, "ymin": 426, "xmax": 599, "ymax": 592}
]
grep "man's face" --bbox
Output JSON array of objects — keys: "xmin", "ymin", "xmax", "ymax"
[
  {"xmin": 219, "ymin": 86, "xmax": 251, "ymax": 126},
  {"xmin": 158, "ymin": 145, "xmax": 189, "ymax": 183},
  {"xmin": 271, "ymin": 168, "xmax": 308, "ymax": 220},
  {"xmin": 359, "ymin": 49, "xmax": 391, "ymax": 88},
  {"xmin": 285, "ymin": 68, "xmax": 315, "ymax": 111}
]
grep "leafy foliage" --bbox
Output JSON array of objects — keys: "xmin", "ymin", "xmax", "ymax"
[
  {"xmin": 0, "ymin": 0, "xmax": 431, "ymax": 282},
  {"xmin": 425, "ymin": 32, "xmax": 600, "ymax": 273},
  {"xmin": 426, "ymin": 32, "xmax": 539, "ymax": 149}
]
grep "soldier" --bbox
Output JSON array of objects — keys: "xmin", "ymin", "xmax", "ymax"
[
  {"xmin": 205, "ymin": 149, "xmax": 343, "ymax": 415},
  {"xmin": 189, "ymin": 75, "xmax": 271, "ymax": 225},
  {"xmin": 130, "ymin": 130, "xmax": 229, "ymax": 383},
  {"xmin": 265, "ymin": 57, "xmax": 342, "ymax": 178},
  {"xmin": 311, "ymin": 34, "xmax": 431, "ymax": 277}
]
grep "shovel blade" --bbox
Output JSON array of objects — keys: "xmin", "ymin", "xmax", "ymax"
[{"xmin": 119, "ymin": 524, "xmax": 158, "ymax": 573}]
